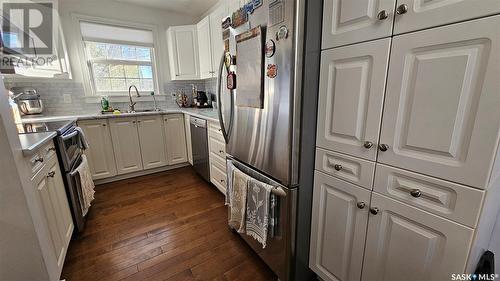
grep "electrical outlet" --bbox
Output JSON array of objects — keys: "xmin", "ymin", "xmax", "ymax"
[{"xmin": 63, "ymin": 94, "xmax": 72, "ymax": 103}]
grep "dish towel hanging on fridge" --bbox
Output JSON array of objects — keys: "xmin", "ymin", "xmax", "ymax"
[
  {"xmin": 228, "ymin": 167, "xmax": 249, "ymax": 233},
  {"xmin": 75, "ymin": 155, "xmax": 95, "ymax": 216},
  {"xmin": 246, "ymin": 177, "xmax": 274, "ymax": 248}
]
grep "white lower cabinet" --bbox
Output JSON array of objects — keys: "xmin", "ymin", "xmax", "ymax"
[
  {"xmin": 137, "ymin": 115, "xmax": 167, "ymax": 169},
  {"xmin": 208, "ymin": 121, "xmax": 227, "ymax": 194},
  {"xmin": 78, "ymin": 120, "xmax": 117, "ymax": 180},
  {"xmin": 109, "ymin": 117, "xmax": 143, "ymax": 175},
  {"xmin": 163, "ymin": 114, "xmax": 188, "ymax": 165},
  {"xmin": 309, "ymin": 171, "xmax": 370, "ymax": 281},
  {"xmin": 362, "ymin": 193, "xmax": 474, "ymax": 281},
  {"xmin": 30, "ymin": 144, "xmax": 73, "ymax": 278}
]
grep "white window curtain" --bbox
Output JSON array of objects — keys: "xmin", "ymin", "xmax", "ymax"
[{"xmin": 80, "ymin": 21, "xmax": 154, "ymax": 47}]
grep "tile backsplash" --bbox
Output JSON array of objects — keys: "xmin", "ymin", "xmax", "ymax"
[{"xmin": 4, "ymin": 78, "xmax": 217, "ymax": 116}]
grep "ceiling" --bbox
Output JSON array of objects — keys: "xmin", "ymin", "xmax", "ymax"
[{"xmin": 114, "ymin": 0, "xmax": 220, "ymax": 17}]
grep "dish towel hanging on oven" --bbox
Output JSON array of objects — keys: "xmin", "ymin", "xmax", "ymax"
[
  {"xmin": 228, "ymin": 167, "xmax": 249, "ymax": 233},
  {"xmin": 246, "ymin": 177, "xmax": 274, "ymax": 248},
  {"xmin": 75, "ymin": 155, "xmax": 95, "ymax": 216},
  {"xmin": 75, "ymin": 127, "xmax": 90, "ymax": 150}
]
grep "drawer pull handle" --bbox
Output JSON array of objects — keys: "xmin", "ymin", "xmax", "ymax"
[
  {"xmin": 370, "ymin": 207, "xmax": 379, "ymax": 215},
  {"xmin": 378, "ymin": 144, "xmax": 389, "ymax": 151},
  {"xmin": 219, "ymin": 150, "xmax": 224, "ymax": 153},
  {"xmin": 47, "ymin": 171, "xmax": 56, "ymax": 178},
  {"xmin": 47, "ymin": 147, "xmax": 56, "ymax": 152},
  {"xmin": 35, "ymin": 157, "xmax": 44, "ymax": 163},
  {"xmin": 220, "ymin": 179, "xmax": 225, "ymax": 183},
  {"xmin": 363, "ymin": 141, "xmax": 373, "ymax": 149},
  {"xmin": 396, "ymin": 4, "xmax": 408, "ymax": 15},
  {"xmin": 357, "ymin": 202, "xmax": 366, "ymax": 209},
  {"xmin": 410, "ymin": 189, "xmax": 422, "ymax": 198},
  {"xmin": 377, "ymin": 10, "xmax": 389, "ymax": 20},
  {"xmin": 334, "ymin": 164, "xmax": 342, "ymax": 171}
]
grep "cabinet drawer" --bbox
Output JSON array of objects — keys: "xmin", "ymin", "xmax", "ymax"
[
  {"xmin": 374, "ymin": 164, "xmax": 484, "ymax": 228},
  {"xmin": 210, "ymin": 160, "xmax": 227, "ymax": 194},
  {"xmin": 41, "ymin": 141, "xmax": 57, "ymax": 161},
  {"xmin": 209, "ymin": 136, "xmax": 226, "ymax": 159},
  {"xmin": 208, "ymin": 121, "xmax": 224, "ymax": 142},
  {"xmin": 315, "ymin": 148, "xmax": 375, "ymax": 190},
  {"xmin": 28, "ymin": 141, "xmax": 57, "ymax": 177}
]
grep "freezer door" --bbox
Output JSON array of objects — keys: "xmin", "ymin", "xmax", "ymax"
[{"xmin": 227, "ymin": 157, "xmax": 297, "ymax": 281}]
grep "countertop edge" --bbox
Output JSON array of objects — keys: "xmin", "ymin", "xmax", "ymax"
[{"xmin": 19, "ymin": 131, "xmax": 57, "ymax": 156}]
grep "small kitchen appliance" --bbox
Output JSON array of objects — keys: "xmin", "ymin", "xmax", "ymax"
[{"xmin": 11, "ymin": 87, "xmax": 44, "ymax": 115}]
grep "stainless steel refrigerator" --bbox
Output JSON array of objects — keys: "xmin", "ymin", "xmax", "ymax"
[{"xmin": 216, "ymin": 1, "xmax": 305, "ymax": 280}]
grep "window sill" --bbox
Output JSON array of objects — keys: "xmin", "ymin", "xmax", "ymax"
[{"xmin": 84, "ymin": 94, "xmax": 168, "ymax": 104}]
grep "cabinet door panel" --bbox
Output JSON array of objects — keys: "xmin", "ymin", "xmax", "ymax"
[
  {"xmin": 210, "ymin": 4, "xmax": 227, "ymax": 76},
  {"xmin": 379, "ymin": 16, "xmax": 500, "ymax": 188},
  {"xmin": 317, "ymin": 38, "xmax": 390, "ymax": 161},
  {"xmin": 46, "ymin": 160, "xmax": 73, "ymax": 249},
  {"xmin": 35, "ymin": 171, "xmax": 65, "ymax": 268},
  {"xmin": 164, "ymin": 114, "xmax": 188, "ymax": 165},
  {"xmin": 197, "ymin": 16, "xmax": 213, "ymax": 79},
  {"xmin": 394, "ymin": 0, "xmax": 500, "ymax": 34},
  {"xmin": 310, "ymin": 171, "xmax": 371, "ymax": 281},
  {"xmin": 109, "ymin": 118, "xmax": 143, "ymax": 174},
  {"xmin": 362, "ymin": 193, "xmax": 474, "ymax": 281},
  {"xmin": 322, "ymin": 0, "xmax": 395, "ymax": 49},
  {"xmin": 78, "ymin": 120, "xmax": 117, "ymax": 180},
  {"xmin": 167, "ymin": 26, "xmax": 199, "ymax": 80},
  {"xmin": 137, "ymin": 115, "xmax": 167, "ymax": 170}
]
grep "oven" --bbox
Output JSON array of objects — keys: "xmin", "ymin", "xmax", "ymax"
[{"xmin": 55, "ymin": 125, "xmax": 83, "ymax": 173}]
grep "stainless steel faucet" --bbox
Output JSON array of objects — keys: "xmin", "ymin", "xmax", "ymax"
[{"xmin": 128, "ymin": 85, "xmax": 141, "ymax": 113}]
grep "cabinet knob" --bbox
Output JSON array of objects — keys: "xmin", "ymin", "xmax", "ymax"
[
  {"xmin": 377, "ymin": 10, "xmax": 389, "ymax": 20},
  {"xmin": 47, "ymin": 171, "xmax": 56, "ymax": 178},
  {"xmin": 334, "ymin": 164, "xmax": 343, "ymax": 171},
  {"xmin": 102, "ymin": 124, "xmax": 106, "ymax": 127},
  {"xmin": 219, "ymin": 150, "xmax": 224, "ymax": 154},
  {"xmin": 357, "ymin": 202, "xmax": 366, "ymax": 209},
  {"xmin": 410, "ymin": 189, "xmax": 422, "ymax": 198},
  {"xmin": 396, "ymin": 4, "xmax": 408, "ymax": 15},
  {"xmin": 378, "ymin": 144, "xmax": 389, "ymax": 152},
  {"xmin": 220, "ymin": 179, "xmax": 225, "ymax": 183},
  {"xmin": 370, "ymin": 207, "xmax": 379, "ymax": 215},
  {"xmin": 35, "ymin": 157, "xmax": 44, "ymax": 163},
  {"xmin": 363, "ymin": 141, "xmax": 374, "ymax": 149}
]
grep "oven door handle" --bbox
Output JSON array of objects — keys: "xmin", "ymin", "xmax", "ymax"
[{"xmin": 62, "ymin": 130, "xmax": 78, "ymax": 141}]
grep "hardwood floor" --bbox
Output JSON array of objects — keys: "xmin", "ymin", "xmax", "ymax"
[{"xmin": 61, "ymin": 167, "xmax": 276, "ymax": 281}]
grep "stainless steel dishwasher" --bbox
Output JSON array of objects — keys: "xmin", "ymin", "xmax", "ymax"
[{"xmin": 190, "ymin": 117, "xmax": 210, "ymax": 182}]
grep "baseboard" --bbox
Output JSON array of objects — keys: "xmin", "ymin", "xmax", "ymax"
[{"xmin": 94, "ymin": 163, "xmax": 191, "ymax": 185}]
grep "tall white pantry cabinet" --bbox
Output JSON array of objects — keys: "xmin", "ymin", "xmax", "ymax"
[{"xmin": 310, "ymin": 1, "xmax": 500, "ymax": 281}]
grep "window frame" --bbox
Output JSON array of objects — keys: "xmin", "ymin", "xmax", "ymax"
[
  {"xmin": 72, "ymin": 14, "xmax": 164, "ymax": 98},
  {"xmin": 83, "ymin": 39, "xmax": 158, "ymax": 95}
]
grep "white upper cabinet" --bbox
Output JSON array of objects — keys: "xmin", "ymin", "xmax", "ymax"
[
  {"xmin": 197, "ymin": 16, "xmax": 214, "ymax": 79},
  {"xmin": 393, "ymin": 0, "xmax": 500, "ymax": 34},
  {"xmin": 137, "ymin": 115, "xmax": 167, "ymax": 170},
  {"xmin": 164, "ymin": 114, "xmax": 188, "ymax": 165},
  {"xmin": 310, "ymin": 171, "xmax": 371, "ymax": 281},
  {"xmin": 362, "ymin": 193, "xmax": 474, "ymax": 281},
  {"xmin": 78, "ymin": 120, "xmax": 117, "ymax": 180},
  {"xmin": 378, "ymin": 15, "xmax": 500, "ymax": 189},
  {"xmin": 322, "ymin": 0, "xmax": 396, "ymax": 49},
  {"xmin": 167, "ymin": 25, "xmax": 200, "ymax": 80},
  {"xmin": 109, "ymin": 117, "xmax": 143, "ymax": 174},
  {"xmin": 209, "ymin": 4, "xmax": 227, "ymax": 76},
  {"xmin": 317, "ymin": 38, "xmax": 391, "ymax": 161}
]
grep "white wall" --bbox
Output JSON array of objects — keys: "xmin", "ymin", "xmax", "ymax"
[
  {"xmin": 58, "ymin": 0, "xmax": 197, "ymax": 85},
  {"xmin": 0, "ymin": 78, "xmax": 50, "ymax": 280}
]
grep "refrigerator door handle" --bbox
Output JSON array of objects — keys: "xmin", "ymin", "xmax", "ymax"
[{"xmin": 217, "ymin": 51, "xmax": 234, "ymax": 144}]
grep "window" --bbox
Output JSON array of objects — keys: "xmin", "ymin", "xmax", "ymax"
[
  {"xmin": 85, "ymin": 41, "xmax": 154, "ymax": 93},
  {"xmin": 79, "ymin": 21, "xmax": 158, "ymax": 95}
]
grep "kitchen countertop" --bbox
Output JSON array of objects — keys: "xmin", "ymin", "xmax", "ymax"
[
  {"xmin": 19, "ymin": 131, "xmax": 57, "ymax": 156},
  {"xmin": 20, "ymin": 107, "xmax": 220, "ymax": 123}
]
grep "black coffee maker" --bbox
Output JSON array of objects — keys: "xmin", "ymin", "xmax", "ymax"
[{"xmin": 194, "ymin": 91, "xmax": 211, "ymax": 108}]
